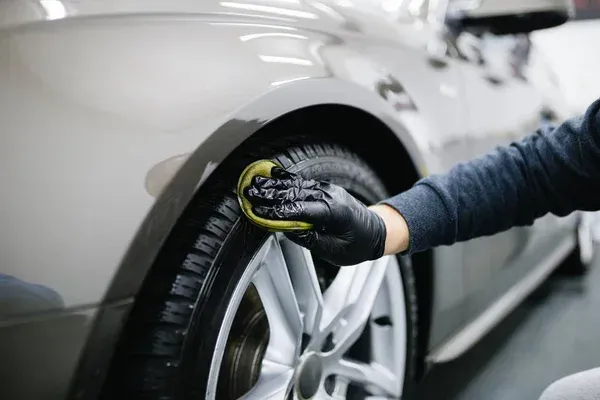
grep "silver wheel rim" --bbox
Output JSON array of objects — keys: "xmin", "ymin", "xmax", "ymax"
[{"xmin": 206, "ymin": 233, "xmax": 407, "ymax": 399}]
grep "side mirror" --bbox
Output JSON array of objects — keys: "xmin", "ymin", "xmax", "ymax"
[{"xmin": 447, "ymin": 0, "xmax": 575, "ymax": 35}]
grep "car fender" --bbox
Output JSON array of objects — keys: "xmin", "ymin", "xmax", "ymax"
[
  {"xmin": 0, "ymin": 14, "xmax": 440, "ymax": 315},
  {"xmin": 108, "ymin": 77, "xmax": 436, "ymax": 301}
]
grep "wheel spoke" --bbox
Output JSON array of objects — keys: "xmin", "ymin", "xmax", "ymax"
[
  {"xmin": 252, "ymin": 236, "xmax": 303, "ymax": 366},
  {"xmin": 321, "ymin": 256, "xmax": 390, "ymax": 356},
  {"xmin": 321, "ymin": 264, "xmax": 366, "ymax": 327},
  {"xmin": 279, "ymin": 235, "xmax": 324, "ymax": 336},
  {"xmin": 239, "ymin": 365, "xmax": 294, "ymax": 400},
  {"xmin": 331, "ymin": 358, "xmax": 400, "ymax": 397}
]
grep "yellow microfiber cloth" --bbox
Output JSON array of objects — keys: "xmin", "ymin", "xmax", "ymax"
[{"xmin": 236, "ymin": 159, "xmax": 314, "ymax": 232}]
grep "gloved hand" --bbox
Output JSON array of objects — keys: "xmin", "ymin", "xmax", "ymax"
[{"xmin": 244, "ymin": 166, "xmax": 387, "ymax": 266}]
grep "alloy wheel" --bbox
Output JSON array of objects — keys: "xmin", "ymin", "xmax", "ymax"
[{"xmin": 206, "ymin": 233, "xmax": 407, "ymax": 399}]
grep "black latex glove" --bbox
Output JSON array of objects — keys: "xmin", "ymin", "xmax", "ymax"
[{"xmin": 244, "ymin": 166, "xmax": 387, "ymax": 266}]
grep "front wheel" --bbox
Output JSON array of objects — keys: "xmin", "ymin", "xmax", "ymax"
[
  {"xmin": 102, "ymin": 139, "xmax": 418, "ymax": 399},
  {"xmin": 209, "ymin": 234, "xmax": 409, "ymax": 400}
]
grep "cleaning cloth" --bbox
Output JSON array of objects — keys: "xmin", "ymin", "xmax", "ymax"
[{"xmin": 236, "ymin": 159, "xmax": 314, "ymax": 232}]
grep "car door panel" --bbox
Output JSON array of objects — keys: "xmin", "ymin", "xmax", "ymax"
[
  {"xmin": 349, "ymin": 32, "xmax": 471, "ymax": 349},
  {"xmin": 452, "ymin": 31, "xmax": 551, "ymax": 321}
]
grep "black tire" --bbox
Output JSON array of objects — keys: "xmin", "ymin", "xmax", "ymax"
[{"xmin": 101, "ymin": 136, "xmax": 419, "ymax": 399}]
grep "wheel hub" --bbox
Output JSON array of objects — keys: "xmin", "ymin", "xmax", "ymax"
[
  {"xmin": 218, "ymin": 285, "xmax": 269, "ymax": 399},
  {"xmin": 295, "ymin": 352, "xmax": 324, "ymax": 399}
]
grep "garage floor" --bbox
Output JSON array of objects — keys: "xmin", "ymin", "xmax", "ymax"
[{"xmin": 417, "ymin": 245, "xmax": 600, "ymax": 400}]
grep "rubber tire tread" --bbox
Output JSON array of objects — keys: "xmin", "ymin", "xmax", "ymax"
[{"xmin": 100, "ymin": 135, "xmax": 419, "ymax": 400}]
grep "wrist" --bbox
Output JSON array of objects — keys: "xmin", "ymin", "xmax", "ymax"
[{"xmin": 368, "ymin": 204, "xmax": 410, "ymax": 255}]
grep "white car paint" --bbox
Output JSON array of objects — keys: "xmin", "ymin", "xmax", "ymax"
[{"xmin": 531, "ymin": 19, "xmax": 600, "ymax": 115}]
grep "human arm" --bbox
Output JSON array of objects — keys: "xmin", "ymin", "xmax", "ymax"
[
  {"xmin": 368, "ymin": 204, "xmax": 410, "ymax": 254},
  {"xmin": 245, "ymin": 98, "xmax": 600, "ymax": 265},
  {"xmin": 381, "ymin": 98, "xmax": 600, "ymax": 254}
]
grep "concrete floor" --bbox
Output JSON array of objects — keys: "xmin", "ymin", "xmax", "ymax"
[{"xmin": 417, "ymin": 245, "xmax": 600, "ymax": 400}]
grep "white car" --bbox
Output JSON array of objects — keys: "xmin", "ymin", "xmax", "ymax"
[{"xmin": 0, "ymin": 1, "xmax": 589, "ymax": 399}]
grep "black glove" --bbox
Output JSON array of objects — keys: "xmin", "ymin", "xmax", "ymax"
[{"xmin": 244, "ymin": 166, "xmax": 387, "ymax": 266}]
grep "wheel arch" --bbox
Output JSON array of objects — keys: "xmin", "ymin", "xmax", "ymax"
[
  {"xmin": 104, "ymin": 78, "xmax": 433, "ymax": 302},
  {"xmin": 80, "ymin": 81, "xmax": 436, "ymax": 399}
]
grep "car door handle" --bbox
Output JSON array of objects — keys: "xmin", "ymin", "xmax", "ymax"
[
  {"xmin": 428, "ymin": 57, "xmax": 449, "ymax": 70},
  {"xmin": 484, "ymin": 75, "xmax": 504, "ymax": 86}
]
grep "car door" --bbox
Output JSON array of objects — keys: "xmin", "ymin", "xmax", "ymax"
[
  {"xmin": 448, "ymin": 29, "xmax": 553, "ymax": 320},
  {"xmin": 333, "ymin": 0, "xmax": 472, "ymax": 345}
]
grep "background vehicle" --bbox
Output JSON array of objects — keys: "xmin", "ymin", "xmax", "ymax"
[{"xmin": 0, "ymin": 0, "xmax": 587, "ymax": 399}]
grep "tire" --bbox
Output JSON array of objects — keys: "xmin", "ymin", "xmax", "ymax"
[
  {"xmin": 559, "ymin": 212, "xmax": 594, "ymax": 275},
  {"xmin": 100, "ymin": 136, "xmax": 419, "ymax": 400}
]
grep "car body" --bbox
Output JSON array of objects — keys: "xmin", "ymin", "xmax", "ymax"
[
  {"xmin": 530, "ymin": 1, "xmax": 600, "ymax": 117},
  {"xmin": 0, "ymin": 0, "xmax": 585, "ymax": 399}
]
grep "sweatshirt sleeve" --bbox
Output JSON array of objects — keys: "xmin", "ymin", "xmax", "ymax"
[{"xmin": 381, "ymin": 98, "xmax": 600, "ymax": 254}]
